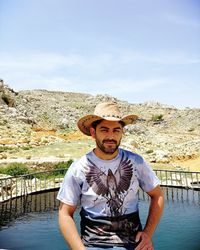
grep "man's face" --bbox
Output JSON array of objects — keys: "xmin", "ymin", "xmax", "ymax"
[{"xmin": 90, "ymin": 120, "xmax": 123, "ymax": 155}]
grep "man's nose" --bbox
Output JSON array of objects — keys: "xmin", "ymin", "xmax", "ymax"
[{"xmin": 106, "ymin": 130, "xmax": 115, "ymax": 139}]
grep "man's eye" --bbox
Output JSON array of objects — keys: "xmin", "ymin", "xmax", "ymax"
[
  {"xmin": 114, "ymin": 130, "xmax": 120, "ymax": 133},
  {"xmin": 100, "ymin": 129, "xmax": 108, "ymax": 132}
]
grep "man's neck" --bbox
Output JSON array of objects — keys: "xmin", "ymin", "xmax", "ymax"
[{"xmin": 93, "ymin": 148, "xmax": 119, "ymax": 160}]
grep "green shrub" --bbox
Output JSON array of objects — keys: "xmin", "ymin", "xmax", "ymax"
[
  {"xmin": 0, "ymin": 163, "xmax": 30, "ymax": 177},
  {"xmin": 0, "ymin": 146, "xmax": 19, "ymax": 153},
  {"xmin": 0, "ymin": 146, "xmax": 12, "ymax": 153},
  {"xmin": 1, "ymin": 92, "xmax": 10, "ymax": 105},
  {"xmin": 52, "ymin": 160, "xmax": 73, "ymax": 176},
  {"xmin": 1, "ymin": 92, "xmax": 15, "ymax": 107},
  {"xmin": 32, "ymin": 172, "xmax": 47, "ymax": 180},
  {"xmin": 188, "ymin": 127, "xmax": 195, "ymax": 132},
  {"xmin": 53, "ymin": 160, "xmax": 73, "ymax": 170},
  {"xmin": 151, "ymin": 114, "xmax": 163, "ymax": 122},
  {"xmin": 21, "ymin": 146, "xmax": 32, "ymax": 150},
  {"xmin": 146, "ymin": 149, "xmax": 154, "ymax": 154}
]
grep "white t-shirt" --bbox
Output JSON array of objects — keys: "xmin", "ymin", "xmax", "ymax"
[{"xmin": 57, "ymin": 148, "xmax": 160, "ymax": 247}]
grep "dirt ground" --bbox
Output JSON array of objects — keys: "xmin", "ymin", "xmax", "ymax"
[{"xmin": 171, "ymin": 156, "xmax": 200, "ymax": 172}]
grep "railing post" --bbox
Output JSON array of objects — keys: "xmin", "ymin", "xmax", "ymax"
[{"xmin": 1, "ymin": 179, "xmax": 4, "ymax": 201}]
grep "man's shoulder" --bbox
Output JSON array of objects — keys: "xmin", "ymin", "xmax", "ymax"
[
  {"xmin": 120, "ymin": 148, "xmax": 144, "ymax": 163},
  {"xmin": 72, "ymin": 153, "xmax": 90, "ymax": 166},
  {"xmin": 67, "ymin": 153, "xmax": 90, "ymax": 177}
]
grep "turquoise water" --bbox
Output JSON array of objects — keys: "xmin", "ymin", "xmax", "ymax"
[{"xmin": 0, "ymin": 188, "xmax": 200, "ymax": 250}]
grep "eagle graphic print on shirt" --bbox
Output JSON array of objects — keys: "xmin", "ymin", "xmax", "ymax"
[{"xmin": 85, "ymin": 152, "xmax": 133, "ymax": 216}]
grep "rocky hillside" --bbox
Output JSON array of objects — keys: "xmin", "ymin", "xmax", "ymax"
[{"xmin": 0, "ymin": 80, "xmax": 200, "ymax": 169}]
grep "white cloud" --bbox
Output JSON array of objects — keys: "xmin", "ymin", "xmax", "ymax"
[
  {"xmin": 0, "ymin": 50, "xmax": 199, "ymax": 96},
  {"xmin": 0, "ymin": 49, "xmax": 199, "ymax": 78},
  {"xmin": 88, "ymin": 78, "xmax": 167, "ymax": 95}
]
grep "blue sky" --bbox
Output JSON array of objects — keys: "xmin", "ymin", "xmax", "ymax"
[{"xmin": 0, "ymin": 0, "xmax": 199, "ymax": 108}]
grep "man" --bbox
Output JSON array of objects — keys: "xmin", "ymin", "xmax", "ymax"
[{"xmin": 57, "ymin": 101, "xmax": 164, "ymax": 250}]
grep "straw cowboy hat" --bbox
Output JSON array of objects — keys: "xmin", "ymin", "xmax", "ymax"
[{"xmin": 77, "ymin": 101, "xmax": 138, "ymax": 136}]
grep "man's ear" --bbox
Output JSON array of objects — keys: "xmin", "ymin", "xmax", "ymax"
[{"xmin": 90, "ymin": 127, "xmax": 96, "ymax": 139}]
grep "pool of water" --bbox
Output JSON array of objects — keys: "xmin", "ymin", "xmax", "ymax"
[{"xmin": 0, "ymin": 188, "xmax": 199, "ymax": 250}]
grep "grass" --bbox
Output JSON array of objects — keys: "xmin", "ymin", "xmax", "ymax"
[
  {"xmin": 0, "ymin": 146, "xmax": 19, "ymax": 153},
  {"xmin": 150, "ymin": 114, "xmax": 164, "ymax": 122},
  {"xmin": 5, "ymin": 140, "xmax": 95, "ymax": 159},
  {"xmin": 0, "ymin": 163, "xmax": 30, "ymax": 176},
  {"xmin": 1, "ymin": 137, "xmax": 199, "ymax": 173},
  {"xmin": 0, "ymin": 160, "xmax": 73, "ymax": 178}
]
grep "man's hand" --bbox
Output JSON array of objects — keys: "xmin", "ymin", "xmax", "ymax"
[{"xmin": 135, "ymin": 231, "xmax": 154, "ymax": 250}]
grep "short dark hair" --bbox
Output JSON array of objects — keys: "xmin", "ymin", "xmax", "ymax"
[
  {"xmin": 91, "ymin": 119, "xmax": 103, "ymax": 130},
  {"xmin": 119, "ymin": 120, "xmax": 125, "ymax": 127}
]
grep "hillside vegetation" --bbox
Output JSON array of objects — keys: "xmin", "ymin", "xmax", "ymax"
[{"xmin": 0, "ymin": 80, "xmax": 200, "ymax": 171}]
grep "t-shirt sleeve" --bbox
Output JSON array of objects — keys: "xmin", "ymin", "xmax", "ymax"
[
  {"xmin": 137, "ymin": 158, "xmax": 160, "ymax": 192},
  {"xmin": 57, "ymin": 163, "xmax": 82, "ymax": 206}
]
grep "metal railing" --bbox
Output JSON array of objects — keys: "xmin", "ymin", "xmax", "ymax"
[
  {"xmin": 154, "ymin": 169, "xmax": 200, "ymax": 189},
  {"xmin": 0, "ymin": 169, "xmax": 200, "ymax": 202},
  {"xmin": 0, "ymin": 169, "xmax": 67, "ymax": 202}
]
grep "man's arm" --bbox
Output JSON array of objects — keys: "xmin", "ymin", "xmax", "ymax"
[
  {"xmin": 58, "ymin": 202, "xmax": 86, "ymax": 250},
  {"xmin": 135, "ymin": 185, "xmax": 164, "ymax": 250}
]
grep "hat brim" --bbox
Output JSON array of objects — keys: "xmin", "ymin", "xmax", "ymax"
[{"xmin": 77, "ymin": 114, "xmax": 138, "ymax": 136}]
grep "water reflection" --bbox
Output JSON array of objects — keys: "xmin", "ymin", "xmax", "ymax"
[{"xmin": 0, "ymin": 189, "xmax": 60, "ymax": 227}]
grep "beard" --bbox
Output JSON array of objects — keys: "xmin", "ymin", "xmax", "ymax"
[{"xmin": 95, "ymin": 138, "xmax": 121, "ymax": 155}]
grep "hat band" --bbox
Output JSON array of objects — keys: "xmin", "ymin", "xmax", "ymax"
[{"xmin": 100, "ymin": 114, "xmax": 121, "ymax": 119}]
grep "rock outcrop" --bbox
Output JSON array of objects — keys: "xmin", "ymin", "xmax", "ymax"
[{"xmin": 0, "ymin": 80, "xmax": 200, "ymax": 166}]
